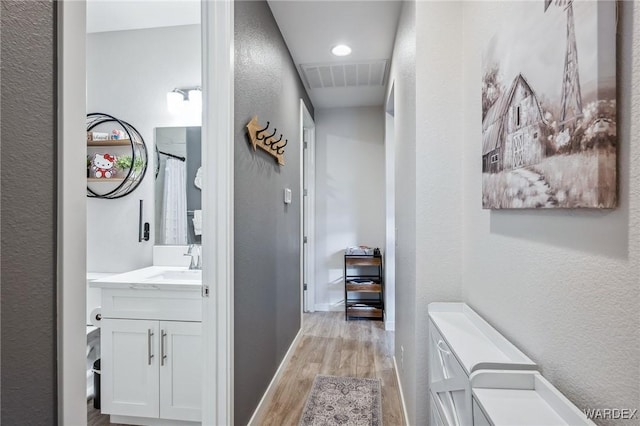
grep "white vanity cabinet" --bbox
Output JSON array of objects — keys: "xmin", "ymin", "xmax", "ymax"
[
  {"xmin": 102, "ymin": 319, "xmax": 201, "ymax": 423},
  {"xmin": 101, "ymin": 319, "xmax": 160, "ymax": 419},
  {"xmin": 428, "ymin": 303, "xmax": 537, "ymax": 425},
  {"xmin": 159, "ymin": 320, "xmax": 202, "ymax": 421},
  {"xmin": 92, "ymin": 267, "xmax": 202, "ymax": 426}
]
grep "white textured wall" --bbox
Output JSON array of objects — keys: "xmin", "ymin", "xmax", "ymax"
[
  {"xmin": 414, "ymin": 1, "xmax": 465, "ymax": 423},
  {"xmin": 87, "ymin": 24, "xmax": 201, "ymax": 272},
  {"xmin": 314, "ymin": 107, "xmax": 386, "ymax": 311},
  {"xmin": 394, "ymin": 2, "xmax": 639, "ymax": 425},
  {"xmin": 461, "ymin": 2, "xmax": 640, "ymax": 424},
  {"xmin": 385, "ymin": 1, "xmax": 418, "ymax": 423}
]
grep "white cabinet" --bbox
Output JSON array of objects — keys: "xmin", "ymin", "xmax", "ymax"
[
  {"xmin": 470, "ymin": 371, "xmax": 595, "ymax": 426},
  {"xmin": 159, "ymin": 321, "xmax": 202, "ymax": 422},
  {"xmin": 102, "ymin": 319, "xmax": 202, "ymax": 423},
  {"xmin": 428, "ymin": 303, "xmax": 537, "ymax": 425},
  {"xmin": 92, "ymin": 281, "xmax": 203, "ymax": 426},
  {"xmin": 429, "ymin": 303, "xmax": 595, "ymax": 426},
  {"xmin": 430, "ymin": 392, "xmax": 447, "ymax": 426},
  {"xmin": 429, "ymin": 321, "xmax": 470, "ymax": 425},
  {"xmin": 102, "ymin": 319, "xmax": 160, "ymax": 418},
  {"xmin": 471, "ymin": 398, "xmax": 491, "ymax": 426}
]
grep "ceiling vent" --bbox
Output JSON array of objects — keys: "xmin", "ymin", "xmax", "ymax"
[{"xmin": 300, "ymin": 60, "xmax": 388, "ymax": 90}]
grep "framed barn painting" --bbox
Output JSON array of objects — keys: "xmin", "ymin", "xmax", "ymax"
[{"xmin": 482, "ymin": 0, "xmax": 617, "ymax": 209}]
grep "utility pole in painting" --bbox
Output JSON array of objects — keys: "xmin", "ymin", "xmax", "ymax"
[{"xmin": 545, "ymin": 0, "xmax": 583, "ymax": 131}]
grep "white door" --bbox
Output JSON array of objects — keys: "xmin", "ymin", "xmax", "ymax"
[
  {"xmin": 160, "ymin": 321, "xmax": 202, "ymax": 421},
  {"xmin": 102, "ymin": 319, "xmax": 160, "ymax": 418},
  {"xmin": 513, "ymin": 132, "xmax": 525, "ymax": 168}
]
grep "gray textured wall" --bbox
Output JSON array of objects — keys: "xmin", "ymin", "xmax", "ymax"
[
  {"xmin": 186, "ymin": 127, "xmax": 202, "ymax": 244},
  {"xmin": 234, "ymin": 2, "xmax": 313, "ymax": 423},
  {"xmin": 1, "ymin": 1, "xmax": 58, "ymax": 424}
]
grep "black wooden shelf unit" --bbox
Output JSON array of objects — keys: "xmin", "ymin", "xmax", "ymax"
[{"xmin": 344, "ymin": 252, "xmax": 384, "ymax": 321}]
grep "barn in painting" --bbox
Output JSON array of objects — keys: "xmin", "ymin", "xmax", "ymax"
[{"xmin": 482, "ymin": 74, "xmax": 546, "ymax": 173}]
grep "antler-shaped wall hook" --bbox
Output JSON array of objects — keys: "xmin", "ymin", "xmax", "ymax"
[{"xmin": 246, "ymin": 116, "xmax": 285, "ymax": 165}]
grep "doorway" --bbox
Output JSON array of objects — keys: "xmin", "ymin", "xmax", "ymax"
[
  {"xmin": 57, "ymin": 1, "xmax": 234, "ymax": 424},
  {"xmin": 385, "ymin": 83, "xmax": 396, "ymax": 331},
  {"xmin": 301, "ymin": 100, "xmax": 316, "ymax": 314}
]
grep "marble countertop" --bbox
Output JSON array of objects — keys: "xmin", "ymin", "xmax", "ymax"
[{"xmin": 90, "ymin": 266, "xmax": 202, "ymax": 291}]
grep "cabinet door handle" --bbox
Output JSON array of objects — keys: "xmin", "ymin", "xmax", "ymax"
[
  {"xmin": 148, "ymin": 329, "xmax": 154, "ymax": 365},
  {"xmin": 437, "ymin": 339, "xmax": 451, "ymax": 355},
  {"xmin": 161, "ymin": 329, "xmax": 167, "ymax": 366}
]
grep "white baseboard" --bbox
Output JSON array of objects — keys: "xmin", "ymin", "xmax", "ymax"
[
  {"xmin": 393, "ymin": 356, "xmax": 410, "ymax": 426},
  {"xmin": 247, "ymin": 327, "xmax": 304, "ymax": 426},
  {"xmin": 314, "ymin": 301, "xmax": 344, "ymax": 312},
  {"xmin": 110, "ymin": 415, "xmax": 197, "ymax": 426}
]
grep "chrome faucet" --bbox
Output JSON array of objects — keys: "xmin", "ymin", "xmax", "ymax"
[{"xmin": 184, "ymin": 244, "xmax": 202, "ymax": 270}]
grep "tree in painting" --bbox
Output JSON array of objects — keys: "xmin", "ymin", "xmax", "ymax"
[
  {"xmin": 482, "ymin": 64, "xmax": 503, "ymax": 121},
  {"xmin": 481, "ymin": 0, "xmax": 617, "ymax": 209}
]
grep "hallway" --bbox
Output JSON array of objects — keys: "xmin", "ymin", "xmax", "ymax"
[{"xmin": 258, "ymin": 312, "xmax": 404, "ymax": 425}]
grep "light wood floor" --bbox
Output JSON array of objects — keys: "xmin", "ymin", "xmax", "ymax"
[
  {"xmin": 87, "ymin": 400, "xmax": 125, "ymax": 426},
  {"xmin": 89, "ymin": 312, "xmax": 404, "ymax": 426},
  {"xmin": 257, "ymin": 312, "xmax": 404, "ymax": 426}
]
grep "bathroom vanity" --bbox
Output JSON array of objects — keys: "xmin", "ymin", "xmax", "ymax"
[{"xmin": 92, "ymin": 266, "xmax": 202, "ymax": 425}]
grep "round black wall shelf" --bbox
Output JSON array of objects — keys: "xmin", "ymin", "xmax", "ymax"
[{"xmin": 86, "ymin": 113, "xmax": 148, "ymax": 199}]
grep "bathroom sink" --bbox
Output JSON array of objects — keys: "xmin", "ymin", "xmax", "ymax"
[{"xmin": 147, "ymin": 270, "xmax": 202, "ymax": 282}]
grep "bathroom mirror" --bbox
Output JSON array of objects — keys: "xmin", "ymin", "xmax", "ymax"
[{"xmin": 154, "ymin": 126, "xmax": 202, "ymax": 245}]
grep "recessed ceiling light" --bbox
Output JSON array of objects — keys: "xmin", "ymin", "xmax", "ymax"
[{"xmin": 331, "ymin": 44, "xmax": 352, "ymax": 57}]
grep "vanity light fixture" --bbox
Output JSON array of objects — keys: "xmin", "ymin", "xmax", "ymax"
[
  {"xmin": 188, "ymin": 89, "xmax": 202, "ymax": 110},
  {"xmin": 331, "ymin": 44, "xmax": 352, "ymax": 57},
  {"xmin": 166, "ymin": 86, "xmax": 202, "ymax": 114},
  {"xmin": 167, "ymin": 90, "xmax": 185, "ymax": 114}
]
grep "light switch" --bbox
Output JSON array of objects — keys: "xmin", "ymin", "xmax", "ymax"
[{"xmin": 284, "ymin": 188, "xmax": 292, "ymax": 204}]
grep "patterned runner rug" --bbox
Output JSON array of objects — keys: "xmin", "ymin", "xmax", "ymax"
[{"xmin": 299, "ymin": 375, "xmax": 382, "ymax": 426}]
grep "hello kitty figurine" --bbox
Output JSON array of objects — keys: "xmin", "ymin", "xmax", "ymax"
[{"xmin": 92, "ymin": 153, "xmax": 117, "ymax": 178}]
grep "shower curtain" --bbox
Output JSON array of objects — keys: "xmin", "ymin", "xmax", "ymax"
[{"xmin": 160, "ymin": 158, "xmax": 188, "ymax": 245}]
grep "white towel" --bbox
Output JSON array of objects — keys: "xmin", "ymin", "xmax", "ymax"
[
  {"xmin": 194, "ymin": 167, "xmax": 202, "ymax": 189},
  {"xmin": 192, "ymin": 210, "xmax": 202, "ymax": 236}
]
